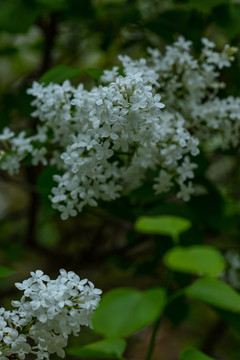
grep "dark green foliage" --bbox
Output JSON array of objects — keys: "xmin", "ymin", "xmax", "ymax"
[
  {"xmin": 1, "ymin": 0, "xmax": 240, "ymax": 359},
  {"xmin": 67, "ymin": 338, "xmax": 126, "ymax": 359},
  {"xmin": 0, "ymin": 265, "xmax": 15, "ymax": 278},
  {"xmin": 180, "ymin": 347, "xmax": 215, "ymax": 360},
  {"xmin": 92, "ymin": 287, "xmax": 166, "ymax": 337}
]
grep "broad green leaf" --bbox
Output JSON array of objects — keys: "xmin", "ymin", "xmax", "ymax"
[
  {"xmin": 0, "ymin": 265, "xmax": 15, "ymax": 278},
  {"xmin": 189, "ymin": 0, "xmax": 229, "ymax": 13},
  {"xmin": 0, "ymin": 0, "xmax": 40, "ymax": 33},
  {"xmin": 134, "ymin": 215, "xmax": 191, "ymax": 241},
  {"xmin": 39, "ymin": 66, "xmax": 103, "ymax": 85},
  {"xmin": 67, "ymin": 338, "xmax": 126, "ymax": 359},
  {"xmin": 179, "ymin": 347, "xmax": 215, "ymax": 360},
  {"xmin": 39, "ymin": 65, "xmax": 83, "ymax": 85},
  {"xmin": 85, "ymin": 68, "xmax": 103, "ymax": 81},
  {"xmin": 92, "ymin": 287, "xmax": 166, "ymax": 338},
  {"xmin": 144, "ymin": 287, "xmax": 167, "ymax": 311},
  {"xmin": 164, "ymin": 245, "xmax": 225, "ymax": 276},
  {"xmin": 213, "ymin": 4, "xmax": 240, "ymax": 37},
  {"xmin": 37, "ymin": 166, "xmax": 59, "ymax": 201},
  {"xmin": 186, "ymin": 277, "xmax": 240, "ymax": 312}
]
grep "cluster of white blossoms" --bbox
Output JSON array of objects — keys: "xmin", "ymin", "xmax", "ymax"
[
  {"xmin": 0, "ymin": 269, "xmax": 102, "ymax": 360},
  {"xmin": 0, "ymin": 37, "xmax": 239, "ymax": 219}
]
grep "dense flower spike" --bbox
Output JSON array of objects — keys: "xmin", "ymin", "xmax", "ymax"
[
  {"xmin": 0, "ymin": 37, "xmax": 238, "ymax": 219},
  {"xmin": 0, "ymin": 270, "xmax": 102, "ymax": 359}
]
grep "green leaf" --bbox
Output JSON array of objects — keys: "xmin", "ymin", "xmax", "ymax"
[
  {"xmin": 213, "ymin": 4, "xmax": 240, "ymax": 37},
  {"xmin": 186, "ymin": 277, "xmax": 240, "ymax": 312},
  {"xmin": 164, "ymin": 245, "xmax": 225, "ymax": 276},
  {"xmin": 0, "ymin": 265, "xmax": 15, "ymax": 278},
  {"xmin": 0, "ymin": 0, "xmax": 40, "ymax": 33},
  {"xmin": 179, "ymin": 347, "xmax": 215, "ymax": 360},
  {"xmin": 39, "ymin": 65, "xmax": 83, "ymax": 85},
  {"xmin": 92, "ymin": 287, "xmax": 166, "ymax": 338},
  {"xmin": 37, "ymin": 166, "xmax": 59, "ymax": 201},
  {"xmin": 188, "ymin": 0, "xmax": 229, "ymax": 13},
  {"xmin": 134, "ymin": 215, "xmax": 191, "ymax": 241},
  {"xmin": 39, "ymin": 66, "xmax": 104, "ymax": 85},
  {"xmin": 67, "ymin": 338, "xmax": 126, "ymax": 359},
  {"xmin": 84, "ymin": 68, "xmax": 103, "ymax": 81}
]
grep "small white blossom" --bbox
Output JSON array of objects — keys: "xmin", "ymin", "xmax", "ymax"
[
  {"xmin": 0, "ymin": 269, "xmax": 101, "ymax": 360},
  {"xmin": 0, "ymin": 127, "xmax": 15, "ymax": 141}
]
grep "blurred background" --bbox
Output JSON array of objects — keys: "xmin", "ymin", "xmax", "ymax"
[{"xmin": 1, "ymin": 0, "xmax": 240, "ymax": 359}]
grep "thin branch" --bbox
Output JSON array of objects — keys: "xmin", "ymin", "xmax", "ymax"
[
  {"xmin": 26, "ymin": 13, "xmax": 58, "ymax": 247},
  {"xmin": 145, "ymin": 317, "xmax": 162, "ymax": 360},
  {"xmin": 38, "ymin": 13, "xmax": 58, "ymax": 76}
]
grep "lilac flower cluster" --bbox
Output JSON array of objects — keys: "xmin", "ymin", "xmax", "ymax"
[
  {"xmin": 0, "ymin": 37, "xmax": 238, "ymax": 219},
  {"xmin": 0, "ymin": 270, "xmax": 101, "ymax": 359}
]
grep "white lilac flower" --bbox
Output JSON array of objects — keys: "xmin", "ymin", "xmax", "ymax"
[
  {"xmin": 0, "ymin": 37, "xmax": 239, "ymax": 218},
  {"xmin": 0, "ymin": 127, "xmax": 15, "ymax": 141},
  {"xmin": 0, "ymin": 269, "xmax": 101, "ymax": 360}
]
